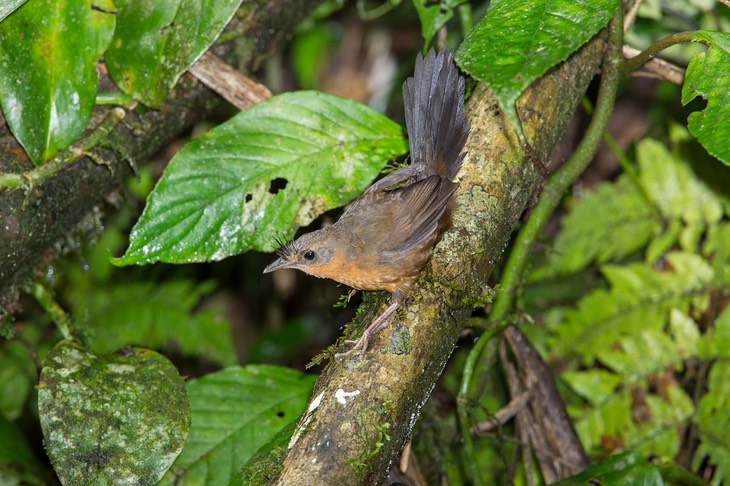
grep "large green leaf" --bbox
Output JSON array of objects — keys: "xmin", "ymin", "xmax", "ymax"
[
  {"xmin": 114, "ymin": 91, "xmax": 407, "ymax": 265},
  {"xmin": 160, "ymin": 365, "xmax": 316, "ymax": 486},
  {"xmin": 105, "ymin": 0, "xmax": 242, "ymax": 108},
  {"xmin": 39, "ymin": 340, "xmax": 190, "ymax": 486},
  {"xmin": 682, "ymin": 31, "xmax": 730, "ymax": 166},
  {"xmin": 0, "ymin": 0, "xmax": 27, "ymax": 23},
  {"xmin": 456, "ymin": 0, "xmax": 620, "ymax": 133},
  {"xmin": 0, "ymin": 0, "xmax": 115, "ymax": 164}
]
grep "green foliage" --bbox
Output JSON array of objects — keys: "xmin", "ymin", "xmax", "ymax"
[
  {"xmin": 532, "ymin": 126, "xmax": 730, "ymax": 281},
  {"xmin": 682, "ymin": 31, "xmax": 730, "ymax": 166},
  {"xmin": 39, "ymin": 340, "xmax": 190, "ymax": 486},
  {"xmin": 456, "ymin": 0, "xmax": 620, "ymax": 134},
  {"xmin": 528, "ymin": 176, "xmax": 661, "ymax": 281},
  {"xmin": 0, "ymin": 0, "xmax": 115, "ymax": 164},
  {"xmin": 159, "ymin": 365, "xmax": 315, "ymax": 486},
  {"xmin": 0, "ymin": 414, "xmax": 47, "ymax": 485},
  {"xmin": 105, "ymin": 0, "xmax": 242, "ymax": 108},
  {"xmin": 552, "ymin": 451, "xmax": 663, "ymax": 485},
  {"xmin": 413, "ymin": 0, "xmax": 467, "ymax": 47},
  {"xmin": 693, "ymin": 307, "xmax": 730, "ymax": 486},
  {"xmin": 76, "ymin": 279, "xmax": 236, "ymax": 365},
  {"xmin": 0, "ymin": 0, "xmax": 239, "ymax": 164},
  {"xmin": 527, "ymin": 126, "xmax": 730, "ymax": 478},
  {"xmin": 548, "ymin": 252, "xmax": 713, "ymax": 363},
  {"xmin": 115, "ymin": 91, "xmax": 407, "ymax": 265},
  {"xmin": 61, "ymin": 210, "xmax": 236, "ymax": 366},
  {"xmin": 0, "ymin": 341, "xmax": 36, "ymax": 421}
]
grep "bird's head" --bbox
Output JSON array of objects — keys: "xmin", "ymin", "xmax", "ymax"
[{"xmin": 263, "ymin": 229, "xmax": 338, "ymax": 278}]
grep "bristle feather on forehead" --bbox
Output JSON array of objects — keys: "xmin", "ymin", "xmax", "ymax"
[{"xmin": 273, "ymin": 236, "xmax": 302, "ymax": 258}]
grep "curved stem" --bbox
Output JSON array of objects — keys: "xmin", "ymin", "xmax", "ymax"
[
  {"xmin": 457, "ymin": 325, "xmax": 500, "ymax": 486},
  {"xmin": 29, "ymin": 282, "xmax": 73, "ymax": 341},
  {"xmin": 622, "ymin": 31, "xmax": 695, "ymax": 74},
  {"xmin": 490, "ymin": 11, "xmax": 624, "ymax": 322},
  {"xmin": 456, "ymin": 8, "xmax": 625, "ymax": 481}
]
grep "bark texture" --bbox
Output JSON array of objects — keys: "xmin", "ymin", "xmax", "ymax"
[
  {"xmin": 0, "ymin": 0, "xmax": 321, "ymax": 299},
  {"xmin": 274, "ymin": 36, "xmax": 606, "ymax": 485}
]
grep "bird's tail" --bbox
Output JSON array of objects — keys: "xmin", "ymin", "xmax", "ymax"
[{"xmin": 402, "ymin": 49, "xmax": 469, "ymax": 181}]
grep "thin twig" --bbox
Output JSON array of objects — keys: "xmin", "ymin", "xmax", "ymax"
[
  {"xmin": 28, "ymin": 282, "xmax": 73, "ymax": 341},
  {"xmin": 470, "ymin": 390, "xmax": 532, "ymax": 434},
  {"xmin": 623, "ymin": 0, "xmax": 643, "ymax": 32},
  {"xmin": 189, "ymin": 51, "xmax": 272, "ymax": 110},
  {"xmin": 623, "ymin": 45, "xmax": 685, "ymax": 85}
]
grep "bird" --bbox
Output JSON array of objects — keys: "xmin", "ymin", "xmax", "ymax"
[{"xmin": 263, "ymin": 49, "xmax": 469, "ymax": 357}]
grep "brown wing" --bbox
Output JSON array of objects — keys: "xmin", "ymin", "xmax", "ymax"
[{"xmin": 342, "ymin": 175, "xmax": 456, "ymax": 257}]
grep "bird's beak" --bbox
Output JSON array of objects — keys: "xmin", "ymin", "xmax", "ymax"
[{"xmin": 263, "ymin": 257, "xmax": 297, "ymax": 274}]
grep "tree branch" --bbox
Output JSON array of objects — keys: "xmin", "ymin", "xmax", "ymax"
[{"xmin": 273, "ymin": 33, "xmax": 607, "ymax": 485}]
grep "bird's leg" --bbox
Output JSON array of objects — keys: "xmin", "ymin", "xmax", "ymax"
[{"xmin": 336, "ymin": 301, "xmax": 400, "ymax": 358}]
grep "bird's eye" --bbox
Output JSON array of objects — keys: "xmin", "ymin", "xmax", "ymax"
[{"xmin": 304, "ymin": 250, "xmax": 315, "ymax": 260}]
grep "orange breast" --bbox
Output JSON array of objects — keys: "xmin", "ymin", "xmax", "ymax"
[{"xmin": 303, "ymin": 251, "xmax": 416, "ymax": 293}]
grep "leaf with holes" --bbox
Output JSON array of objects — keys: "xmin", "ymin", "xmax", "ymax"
[
  {"xmin": 456, "ymin": 0, "xmax": 620, "ymax": 134},
  {"xmin": 113, "ymin": 91, "xmax": 407, "ymax": 265},
  {"xmin": 158, "ymin": 365, "xmax": 316, "ymax": 486},
  {"xmin": 105, "ymin": 0, "xmax": 242, "ymax": 108},
  {"xmin": 38, "ymin": 340, "xmax": 190, "ymax": 485}
]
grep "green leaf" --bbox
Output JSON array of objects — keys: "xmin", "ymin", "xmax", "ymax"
[
  {"xmin": 413, "ymin": 0, "xmax": 467, "ymax": 46},
  {"xmin": 115, "ymin": 91, "xmax": 407, "ymax": 265},
  {"xmin": 694, "ymin": 360, "xmax": 730, "ymax": 486},
  {"xmin": 0, "ymin": 414, "xmax": 47, "ymax": 486},
  {"xmin": 682, "ymin": 31, "xmax": 730, "ymax": 166},
  {"xmin": 106, "ymin": 0, "xmax": 242, "ymax": 108},
  {"xmin": 552, "ymin": 451, "xmax": 663, "ymax": 486},
  {"xmin": 456, "ymin": 0, "xmax": 620, "ymax": 134},
  {"xmin": 231, "ymin": 421, "xmax": 297, "ymax": 485},
  {"xmin": 0, "ymin": 0, "xmax": 27, "ymax": 23},
  {"xmin": 638, "ymin": 137, "xmax": 723, "ymax": 226},
  {"xmin": 529, "ymin": 176, "xmax": 661, "ymax": 281},
  {"xmin": 549, "ymin": 252, "xmax": 713, "ymax": 363},
  {"xmin": 572, "ymin": 390, "xmax": 632, "ymax": 456},
  {"xmin": 0, "ymin": 341, "xmax": 36, "ymax": 420},
  {"xmin": 699, "ymin": 305, "xmax": 730, "ymax": 360},
  {"xmin": 77, "ymin": 279, "xmax": 236, "ymax": 366},
  {"xmin": 38, "ymin": 340, "xmax": 190, "ymax": 486},
  {"xmin": 0, "ymin": 0, "xmax": 115, "ymax": 164},
  {"xmin": 562, "ymin": 369, "xmax": 620, "ymax": 405},
  {"xmin": 160, "ymin": 365, "xmax": 316, "ymax": 486}
]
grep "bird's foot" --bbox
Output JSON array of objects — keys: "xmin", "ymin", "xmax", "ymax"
[
  {"xmin": 335, "ymin": 329, "xmax": 373, "ymax": 359},
  {"xmin": 335, "ymin": 301, "xmax": 399, "ymax": 359}
]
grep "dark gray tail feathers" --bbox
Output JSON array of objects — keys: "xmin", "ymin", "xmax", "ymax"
[{"xmin": 402, "ymin": 49, "xmax": 469, "ymax": 181}]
